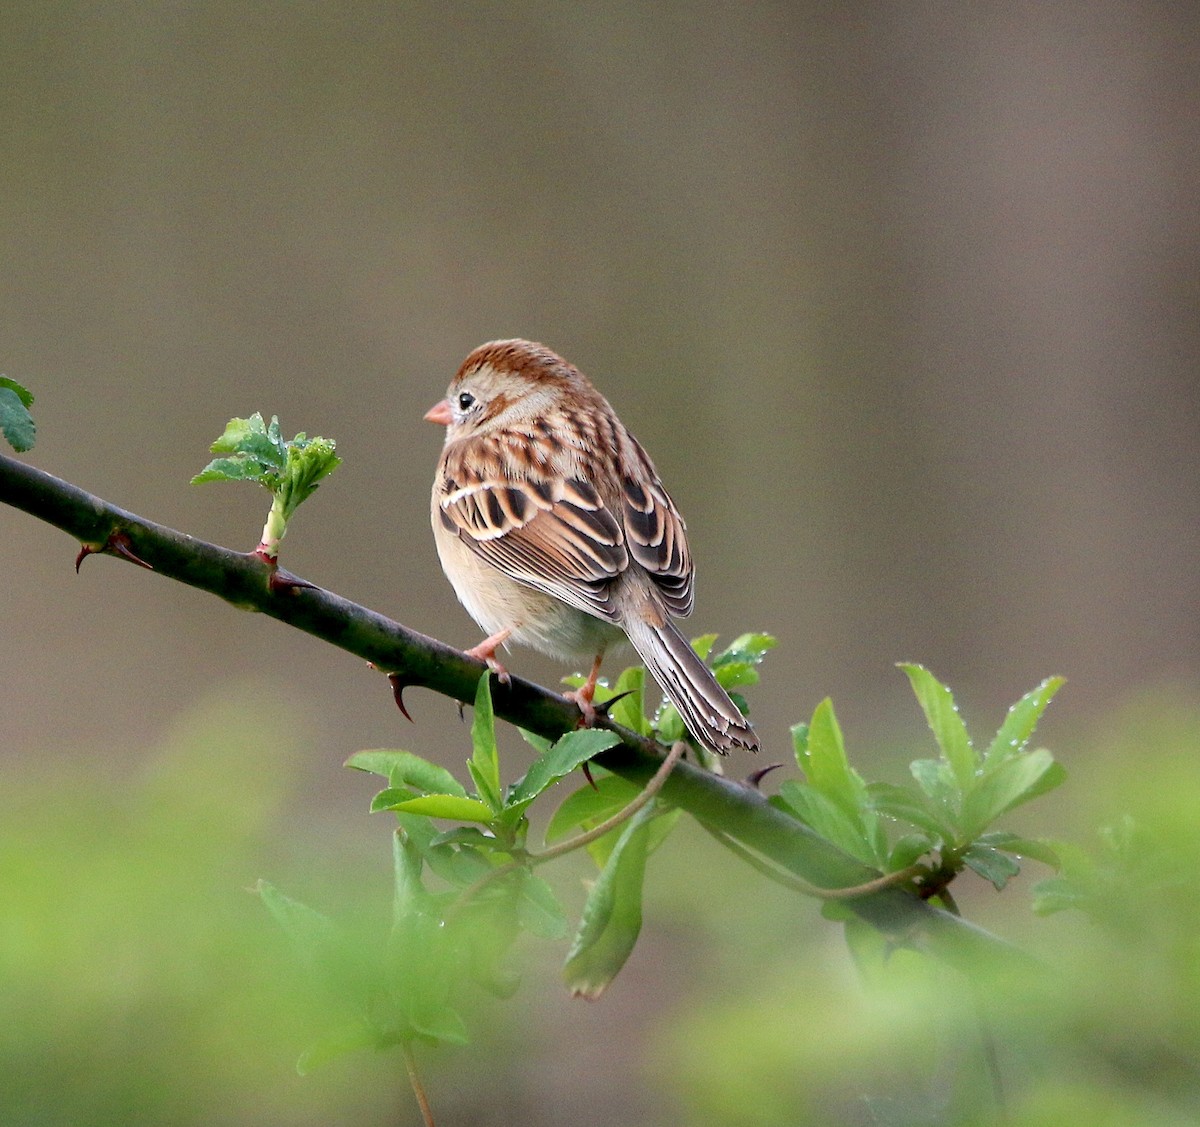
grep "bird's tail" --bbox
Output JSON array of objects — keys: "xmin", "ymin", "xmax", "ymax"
[{"xmin": 623, "ymin": 614, "xmax": 759, "ymax": 756}]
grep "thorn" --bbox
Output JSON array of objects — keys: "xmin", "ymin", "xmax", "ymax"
[
  {"xmin": 76, "ymin": 530, "xmax": 153, "ymax": 572},
  {"xmin": 75, "ymin": 543, "xmax": 97, "ymax": 572},
  {"xmin": 592, "ymin": 689, "xmax": 636, "ymax": 719},
  {"xmin": 457, "ymin": 700, "xmax": 466, "ymax": 722},
  {"xmin": 267, "ymin": 566, "xmax": 317, "ymax": 595},
  {"xmin": 108, "ymin": 531, "xmax": 153, "ymax": 570},
  {"xmin": 745, "ymin": 762, "xmax": 785, "ymax": 790},
  {"xmin": 581, "ymin": 762, "xmax": 599, "ymax": 790},
  {"xmin": 386, "ymin": 672, "xmax": 415, "ymax": 722}
]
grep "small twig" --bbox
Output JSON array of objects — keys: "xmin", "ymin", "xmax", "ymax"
[
  {"xmin": 701, "ymin": 823, "xmax": 924, "ymax": 900},
  {"xmin": 530, "ymin": 740, "xmax": 686, "ymax": 863},
  {"xmin": 448, "ymin": 742, "xmax": 687, "ymax": 917},
  {"xmin": 402, "ymin": 1041, "xmax": 436, "ymax": 1127}
]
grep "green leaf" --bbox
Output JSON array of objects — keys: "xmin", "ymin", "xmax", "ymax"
[
  {"xmin": 515, "ymin": 871, "xmax": 569, "ymax": 939},
  {"xmin": 382, "ymin": 794, "xmax": 498, "ymax": 824},
  {"xmin": 563, "ymin": 803, "xmax": 659, "ymax": 999},
  {"xmin": 468, "ymin": 674, "xmax": 503, "ymax": 813},
  {"xmin": 1030, "ymin": 875, "xmax": 1090, "ymax": 916},
  {"xmin": 909, "ymin": 757, "xmax": 960, "ymax": 812},
  {"xmin": 713, "ymin": 661, "xmax": 760, "ymax": 690},
  {"xmin": 790, "ymin": 722, "xmax": 809, "ymax": 769},
  {"xmin": 713, "ymin": 631, "xmax": 777, "ymax": 666},
  {"xmin": 347, "ymin": 749, "xmax": 467, "ymax": 797},
  {"xmin": 867, "ymin": 781, "xmax": 954, "ymax": 841},
  {"xmin": 962, "ymin": 844, "xmax": 1022, "ymax": 890},
  {"xmin": 508, "ymin": 729, "xmax": 621, "ymax": 809},
  {"xmin": 899, "ymin": 663, "xmax": 978, "ymax": 790},
  {"xmin": 257, "ymin": 879, "xmax": 336, "ymax": 955},
  {"xmin": 800, "ymin": 699, "xmax": 865, "ymax": 812},
  {"xmin": 778, "ymin": 782, "xmax": 881, "ymax": 866},
  {"xmin": 689, "ymin": 633, "xmax": 720, "ymax": 661},
  {"xmin": 295, "ymin": 1022, "xmax": 378, "ymax": 1075},
  {"xmin": 608, "ymin": 665, "xmax": 648, "ymax": 735},
  {"xmin": 984, "ymin": 676, "xmax": 1066, "ymax": 767},
  {"xmin": 888, "ymin": 833, "xmax": 935, "ymax": 870},
  {"xmin": 975, "ymin": 832, "xmax": 1062, "ymax": 869},
  {"xmin": 960, "ymin": 749, "xmax": 1065, "ymax": 838},
  {"xmin": 0, "ymin": 382, "xmax": 36, "ymax": 452},
  {"xmin": 0, "ymin": 376, "xmax": 33, "ymax": 408},
  {"xmin": 653, "ymin": 701, "xmax": 685, "ymax": 744},
  {"xmin": 545, "ymin": 774, "xmax": 640, "ymax": 844},
  {"xmin": 518, "ymin": 728, "xmax": 553, "ymax": 754}
]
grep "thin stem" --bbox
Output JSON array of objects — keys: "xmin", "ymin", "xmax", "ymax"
[
  {"xmin": 702, "ymin": 824, "xmax": 924, "ymax": 899},
  {"xmin": 530, "ymin": 740, "xmax": 685, "ymax": 864},
  {"xmin": 401, "ymin": 1041, "xmax": 436, "ymax": 1127},
  {"xmin": 449, "ymin": 742, "xmax": 686, "ymax": 918}
]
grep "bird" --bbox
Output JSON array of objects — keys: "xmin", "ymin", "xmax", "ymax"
[{"xmin": 425, "ymin": 339, "xmax": 759, "ymax": 756}]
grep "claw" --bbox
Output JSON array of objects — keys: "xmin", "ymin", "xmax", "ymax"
[
  {"xmin": 76, "ymin": 530, "xmax": 153, "ymax": 573},
  {"xmin": 463, "ymin": 628, "xmax": 513, "ymax": 684},
  {"xmin": 386, "ymin": 672, "xmax": 415, "ymax": 722}
]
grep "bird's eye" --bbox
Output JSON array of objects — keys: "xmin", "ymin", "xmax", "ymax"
[{"xmin": 457, "ymin": 391, "xmax": 476, "ymax": 412}]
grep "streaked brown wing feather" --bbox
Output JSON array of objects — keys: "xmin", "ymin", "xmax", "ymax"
[
  {"xmin": 620, "ymin": 438, "xmax": 694, "ymax": 616},
  {"xmin": 439, "ymin": 439, "xmax": 629, "ymax": 622}
]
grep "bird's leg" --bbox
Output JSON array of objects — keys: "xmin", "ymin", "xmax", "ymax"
[
  {"xmin": 464, "ymin": 628, "xmax": 514, "ymax": 684},
  {"xmin": 564, "ymin": 649, "xmax": 605, "ymax": 728}
]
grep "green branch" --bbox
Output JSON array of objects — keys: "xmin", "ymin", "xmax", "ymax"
[{"xmin": 0, "ymin": 451, "xmax": 1023, "ymax": 970}]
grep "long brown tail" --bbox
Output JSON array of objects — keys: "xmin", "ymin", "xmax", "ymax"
[{"xmin": 624, "ymin": 615, "xmax": 760, "ymax": 756}]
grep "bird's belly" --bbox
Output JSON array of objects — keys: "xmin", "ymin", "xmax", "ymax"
[{"xmin": 434, "ymin": 524, "xmax": 625, "ymax": 663}]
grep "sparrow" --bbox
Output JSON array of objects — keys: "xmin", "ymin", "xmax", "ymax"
[{"xmin": 425, "ymin": 339, "xmax": 758, "ymax": 756}]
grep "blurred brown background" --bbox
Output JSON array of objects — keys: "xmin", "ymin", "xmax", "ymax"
[{"xmin": 2, "ymin": 3, "xmax": 1198, "ymax": 1124}]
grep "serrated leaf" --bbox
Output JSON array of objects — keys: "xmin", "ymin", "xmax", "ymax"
[
  {"xmin": 984, "ymin": 676, "xmax": 1066, "ymax": 767},
  {"xmin": 962, "ymin": 844, "xmax": 1022, "ymax": 890},
  {"xmin": 909, "ymin": 757, "xmax": 960, "ymax": 811},
  {"xmin": 563, "ymin": 803, "xmax": 658, "ymax": 999},
  {"xmin": 515, "ymin": 872, "xmax": 569, "ymax": 939},
  {"xmin": 888, "ymin": 833, "xmax": 935, "ymax": 870},
  {"xmin": 383, "ymin": 794, "xmax": 498, "ymax": 824},
  {"xmin": 960, "ymin": 749, "xmax": 1064, "ymax": 838},
  {"xmin": 801, "ymin": 699, "xmax": 866, "ymax": 812},
  {"xmin": 713, "ymin": 661, "xmax": 760, "ymax": 690},
  {"xmin": 654, "ymin": 701, "xmax": 685, "ymax": 744},
  {"xmin": 0, "ymin": 385, "xmax": 36, "ymax": 452},
  {"xmin": 689, "ymin": 633, "xmax": 720, "ymax": 661},
  {"xmin": 518, "ymin": 728, "xmax": 553, "ymax": 754},
  {"xmin": 608, "ymin": 665, "xmax": 648, "ymax": 735},
  {"xmin": 900, "ymin": 663, "xmax": 978, "ymax": 790},
  {"xmin": 1030, "ymin": 875, "xmax": 1090, "ymax": 916},
  {"xmin": 867, "ymin": 781, "xmax": 954, "ymax": 840},
  {"xmin": 257, "ymin": 879, "xmax": 336, "ymax": 954},
  {"xmin": 295, "ymin": 1022, "xmax": 377, "ymax": 1075},
  {"xmin": 545, "ymin": 775, "xmax": 640, "ymax": 844},
  {"xmin": 975, "ymin": 832, "xmax": 1062, "ymax": 869},
  {"xmin": 190, "ymin": 456, "xmax": 264, "ymax": 485},
  {"xmin": 347, "ymin": 749, "xmax": 467, "ymax": 797},
  {"xmin": 0, "ymin": 376, "xmax": 33, "ymax": 407},
  {"xmin": 508, "ymin": 729, "xmax": 621, "ymax": 808},
  {"xmin": 713, "ymin": 631, "xmax": 777, "ymax": 665},
  {"xmin": 778, "ymin": 782, "xmax": 880, "ymax": 865},
  {"xmin": 469, "ymin": 674, "xmax": 503, "ymax": 813}
]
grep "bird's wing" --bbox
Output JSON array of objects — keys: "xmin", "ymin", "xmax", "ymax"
[
  {"xmin": 619, "ymin": 435, "xmax": 694, "ymax": 617},
  {"xmin": 437, "ymin": 438, "xmax": 628, "ymax": 622}
]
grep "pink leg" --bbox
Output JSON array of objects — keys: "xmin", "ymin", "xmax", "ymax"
[
  {"xmin": 564, "ymin": 650, "xmax": 605, "ymax": 727},
  {"xmin": 464, "ymin": 628, "xmax": 514, "ymax": 683}
]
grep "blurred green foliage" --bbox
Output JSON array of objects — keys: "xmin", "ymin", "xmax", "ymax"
[{"xmin": 3, "ymin": 687, "xmax": 1199, "ymax": 1125}]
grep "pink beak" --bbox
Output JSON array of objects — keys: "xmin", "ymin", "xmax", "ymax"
[{"xmin": 424, "ymin": 399, "xmax": 454, "ymax": 426}]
